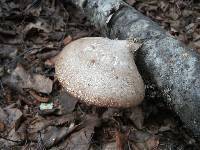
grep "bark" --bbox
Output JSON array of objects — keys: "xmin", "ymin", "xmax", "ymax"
[{"xmin": 64, "ymin": 0, "xmax": 200, "ymax": 137}]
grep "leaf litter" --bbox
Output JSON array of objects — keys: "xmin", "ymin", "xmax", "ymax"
[{"xmin": 0, "ymin": 0, "xmax": 199, "ymax": 149}]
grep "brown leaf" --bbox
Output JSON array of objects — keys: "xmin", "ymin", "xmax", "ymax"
[
  {"xmin": 27, "ymin": 116, "xmax": 50, "ymax": 134},
  {"xmin": 44, "ymin": 59, "xmax": 55, "ymax": 67},
  {"xmin": 63, "ymin": 127, "xmax": 93, "ymax": 150},
  {"xmin": 0, "ymin": 107, "xmax": 8, "ymax": 124},
  {"xmin": 40, "ymin": 126, "xmax": 70, "ymax": 148},
  {"xmin": 102, "ymin": 108, "xmax": 121, "ymax": 119},
  {"xmin": 27, "ymin": 114, "xmax": 74, "ymax": 135},
  {"xmin": 146, "ymin": 135, "xmax": 159, "ymax": 150},
  {"xmin": 4, "ymin": 64, "xmax": 53, "ymax": 94},
  {"xmin": 55, "ymin": 90, "xmax": 78, "ymax": 115},
  {"xmin": 5, "ymin": 108, "xmax": 22, "ymax": 129},
  {"xmin": 0, "ymin": 121, "xmax": 5, "ymax": 132},
  {"xmin": 128, "ymin": 130, "xmax": 150, "ymax": 143},
  {"xmin": 0, "ymin": 128, "xmax": 22, "ymax": 147},
  {"xmin": 36, "ymin": 122, "xmax": 79, "ymax": 148},
  {"xmin": 23, "ymin": 21, "xmax": 50, "ymax": 39},
  {"xmin": 115, "ymin": 131, "xmax": 126, "ymax": 150},
  {"xmin": 0, "ymin": 44, "xmax": 18, "ymax": 58},
  {"xmin": 129, "ymin": 106, "xmax": 144, "ymax": 129},
  {"xmin": 167, "ymin": 7, "xmax": 180, "ymax": 20},
  {"xmin": 59, "ymin": 115, "xmax": 100, "ymax": 150},
  {"xmin": 193, "ymin": 40, "xmax": 200, "ymax": 53},
  {"xmin": 102, "ymin": 142, "xmax": 117, "ymax": 150},
  {"xmin": 159, "ymin": 1, "xmax": 169, "ymax": 12},
  {"xmin": 63, "ymin": 35, "xmax": 72, "ymax": 45},
  {"xmin": 128, "ymin": 130, "xmax": 159, "ymax": 150},
  {"xmin": 82, "ymin": 115, "xmax": 101, "ymax": 130}
]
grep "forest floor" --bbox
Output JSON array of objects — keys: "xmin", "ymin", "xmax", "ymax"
[{"xmin": 0, "ymin": 0, "xmax": 199, "ymax": 149}]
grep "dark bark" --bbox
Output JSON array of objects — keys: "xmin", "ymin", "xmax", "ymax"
[{"xmin": 64, "ymin": 0, "xmax": 200, "ymax": 137}]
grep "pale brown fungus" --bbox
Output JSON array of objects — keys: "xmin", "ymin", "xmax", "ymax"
[{"xmin": 55, "ymin": 37, "xmax": 145, "ymax": 108}]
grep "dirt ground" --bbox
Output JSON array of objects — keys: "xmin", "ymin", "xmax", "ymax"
[{"xmin": 0, "ymin": 0, "xmax": 199, "ymax": 149}]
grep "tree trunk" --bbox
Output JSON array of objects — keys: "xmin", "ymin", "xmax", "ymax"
[{"xmin": 64, "ymin": 0, "xmax": 200, "ymax": 137}]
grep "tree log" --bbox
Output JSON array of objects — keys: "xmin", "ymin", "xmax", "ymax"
[{"xmin": 64, "ymin": 0, "xmax": 200, "ymax": 137}]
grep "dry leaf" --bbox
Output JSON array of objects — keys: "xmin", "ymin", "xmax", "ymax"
[
  {"xmin": 0, "ymin": 128, "xmax": 22, "ymax": 147},
  {"xmin": 40, "ymin": 126, "xmax": 69, "ymax": 148},
  {"xmin": 115, "ymin": 131, "xmax": 126, "ymax": 150},
  {"xmin": 0, "ymin": 121, "xmax": 5, "ymax": 132},
  {"xmin": 129, "ymin": 130, "xmax": 159, "ymax": 150},
  {"xmin": 4, "ymin": 64, "xmax": 53, "ymax": 94},
  {"xmin": 63, "ymin": 35, "xmax": 72, "ymax": 45},
  {"xmin": 55, "ymin": 91, "xmax": 78, "ymax": 115},
  {"xmin": 129, "ymin": 106, "xmax": 144, "ymax": 129},
  {"xmin": 60, "ymin": 115, "xmax": 100, "ymax": 150},
  {"xmin": 146, "ymin": 135, "xmax": 159, "ymax": 150},
  {"xmin": 102, "ymin": 142, "xmax": 117, "ymax": 150},
  {"xmin": 125, "ymin": 0, "xmax": 136, "ymax": 5},
  {"xmin": 0, "ymin": 107, "xmax": 8, "ymax": 124},
  {"xmin": 5, "ymin": 108, "xmax": 22, "ymax": 129}
]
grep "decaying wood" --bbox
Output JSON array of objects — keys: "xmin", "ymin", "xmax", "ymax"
[{"xmin": 64, "ymin": 0, "xmax": 200, "ymax": 137}]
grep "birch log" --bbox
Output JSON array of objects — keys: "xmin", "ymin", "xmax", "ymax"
[{"xmin": 64, "ymin": 0, "xmax": 200, "ymax": 137}]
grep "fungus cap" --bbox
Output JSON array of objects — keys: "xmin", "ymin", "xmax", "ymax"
[{"xmin": 55, "ymin": 37, "xmax": 145, "ymax": 108}]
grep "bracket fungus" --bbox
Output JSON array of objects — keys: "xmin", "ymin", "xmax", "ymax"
[{"xmin": 55, "ymin": 37, "xmax": 145, "ymax": 108}]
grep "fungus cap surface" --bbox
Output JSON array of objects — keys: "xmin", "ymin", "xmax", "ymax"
[{"xmin": 55, "ymin": 37, "xmax": 145, "ymax": 107}]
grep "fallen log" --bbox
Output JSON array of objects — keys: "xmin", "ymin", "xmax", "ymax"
[{"xmin": 64, "ymin": 0, "xmax": 200, "ymax": 137}]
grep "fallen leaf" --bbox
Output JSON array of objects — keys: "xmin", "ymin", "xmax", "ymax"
[
  {"xmin": 63, "ymin": 35, "xmax": 72, "ymax": 45},
  {"xmin": 158, "ymin": 124, "xmax": 171, "ymax": 132},
  {"xmin": 125, "ymin": 0, "xmax": 136, "ymax": 5},
  {"xmin": 24, "ymin": 0, "xmax": 42, "ymax": 16},
  {"xmin": 0, "ymin": 121, "xmax": 5, "ymax": 132},
  {"xmin": 115, "ymin": 131, "xmax": 126, "ymax": 150},
  {"xmin": 129, "ymin": 106, "xmax": 144, "ymax": 129},
  {"xmin": 64, "ymin": 127, "xmax": 93, "ymax": 150},
  {"xmin": 25, "ymin": 114, "xmax": 74, "ymax": 136},
  {"xmin": 102, "ymin": 142, "xmax": 117, "ymax": 150},
  {"xmin": 102, "ymin": 108, "xmax": 121, "ymax": 119},
  {"xmin": 30, "ymin": 74, "xmax": 53, "ymax": 94},
  {"xmin": 24, "ymin": 21, "xmax": 50, "ymax": 38},
  {"xmin": 0, "ymin": 44, "xmax": 18, "ymax": 58},
  {"xmin": 29, "ymin": 121, "xmax": 78, "ymax": 148},
  {"xmin": 193, "ymin": 40, "xmax": 200, "ymax": 52},
  {"xmin": 59, "ymin": 115, "xmax": 100, "ymax": 150},
  {"xmin": 5, "ymin": 107, "xmax": 22, "ymax": 129},
  {"xmin": 40, "ymin": 126, "xmax": 70, "ymax": 148},
  {"xmin": 0, "ymin": 128, "xmax": 23, "ymax": 147},
  {"xmin": 45, "ymin": 59, "xmax": 55, "ymax": 67},
  {"xmin": 128, "ymin": 130, "xmax": 159, "ymax": 150},
  {"xmin": 167, "ymin": 7, "xmax": 180, "ymax": 20},
  {"xmin": 128, "ymin": 130, "xmax": 150, "ymax": 143},
  {"xmin": 146, "ymin": 135, "xmax": 159, "ymax": 150},
  {"xmin": 82, "ymin": 115, "xmax": 101, "ymax": 130},
  {"xmin": 159, "ymin": 1, "xmax": 169, "ymax": 12},
  {"xmin": 55, "ymin": 90, "xmax": 78, "ymax": 115},
  {"xmin": 0, "ymin": 107, "xmax": 8, "ymax": 124},
  {"xmin": 4, "ymin": 64, "xmax": 53, "ymax": 94}
]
